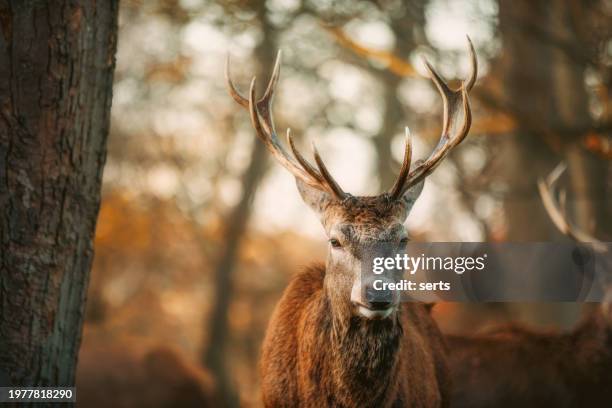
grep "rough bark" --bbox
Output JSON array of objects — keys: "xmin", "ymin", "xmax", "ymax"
[{"xmin": 0, "ymin": 0, "xmax": 118, "ymax": 387}]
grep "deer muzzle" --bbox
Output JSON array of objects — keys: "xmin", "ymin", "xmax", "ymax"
[{"xmin": 351, "ymin": 275, "xmax": 400, "ymax": 320}]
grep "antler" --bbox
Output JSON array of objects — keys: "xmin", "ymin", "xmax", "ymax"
[
  {"xmin": 389, "ymin": 37, "xmax": 477, "ymax": 200},
  {"xmin": 226, "ymin": 51, "xmax": 347, "ymax": 200},
  {"xmin": 537, "ymin": 163, "xmax": 607, "ymax": 253}
]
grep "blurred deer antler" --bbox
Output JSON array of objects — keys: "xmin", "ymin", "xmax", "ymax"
[{"xmin": 537, "ymin": 163, "xmax": 607, "ymax": 253}]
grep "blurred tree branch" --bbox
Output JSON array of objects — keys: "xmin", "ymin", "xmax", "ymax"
[
  {"xmin": 323, "ymin": 25, "xmax": 417, "ymax": 77},
  {"xmin": 326, "ymin": 23, "xmax": 612, "ymax": 160}
]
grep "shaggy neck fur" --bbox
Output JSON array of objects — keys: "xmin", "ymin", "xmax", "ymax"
[
  {"xmin": 306, "ymin": 287, "xmax": 405, "ymax": 406},
  {"xmin": 260, "ymin": 264, "xmax": 446, "ymax": 408}
]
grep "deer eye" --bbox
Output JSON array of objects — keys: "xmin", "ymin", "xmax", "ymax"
[
  {"xmin": 329, "ymin": 238, "xmax": 342, "ymax": 249},
  {"xmin": 399, "ymin": 237, "xmax": 409, "ymax": 246}
]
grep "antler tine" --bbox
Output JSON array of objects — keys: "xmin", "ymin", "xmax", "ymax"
[
  {"xmin": 237, "ymin": 60, "xmax": 346, "ymax": 199},
  {"xmin": 311, "ymin": 142, "xmax": 346, "ymax": 199},
  {"xmin": 464, "ymin": 36, "xmax": 477, "ymax": 92},
  {"xmin": 538, "ymin": 163, "xmax": 571, "ymax": 234},
  {"xmin": 409, "ymin": 85, "xmax": 471, "ymax": 182},
  {"xmin": 423, "ymin": 60, "xmax": 454, "ymax": 137},
  {"xmin": 389, "ymin": 127, "xmax": 413, "ymax": 198},
  {"xmin": 260, "ymin": 50, "xmax": 282, "ymax": 112},
  {"xmin": 246, "ymin": 78, "xmax": 318, "ymax": 187},
  {"xmin": 538, "ymin": 164, "xmax": 607, "ymax": 253},
  {"xmin": 390, "ymin": 37, "xmax": 475, "ymax": 200},
  {"xmin": 226, "ymin": 50, "xmax": 282, "ymax": 124},
  {"xmin": 286, "ymin": 129, "xmax": 323, "ymax": 183},
  {"xmin": 225, "ymin": 54, "xmax": 249, "ymax": 108}
]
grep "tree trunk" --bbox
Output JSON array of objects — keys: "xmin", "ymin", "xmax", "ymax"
[
  {"xmin": 497, "ymin": 0, "xmax": 591, "ymax": 327},
  {"xmin": 373, "ymin": 5, "xmax": 426, "ymax": 190},
  {"xmin": 203, "ymin": 142, "xmax": 267, "ymax": 408},
  {"xmin": 0, "ymin": 0, "xmax": 118, "ymax": 387},
  {"xmin": 498, "ymin": 0, "xmax": 558, "ymax": 241},
  {"xmin": 374, "ymin": 73, "xmax": 403, "ymax": 190},
  {"xmin": 549, "ymin": 0, "xmax": 611, "ymax": 237},
  {"xmin": 202, "ymin": 2, "xmax": 274, "ymax": 406}
]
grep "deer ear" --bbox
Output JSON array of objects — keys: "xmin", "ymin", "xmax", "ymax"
[
  {"xmin": 401, "ymin": 179, "xmax": 424, "ymax": 211},
  {"xmin": 296, "ymin": 179, "xmax": 333, "ymax": 215}
]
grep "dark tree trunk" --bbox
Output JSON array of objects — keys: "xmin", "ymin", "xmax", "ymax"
[
  {"xmin": 497, "ymin": 0, "xmax": 598, "ymax": 327},
  {"xmin": 549, "ymin": 0, "xmax": 611, "ymax": 237},
  {"xmin": 0, "ymin": 0, "xmax": 118, "ymax": 387},
  {"xmin": 498, "ymin": 0, "xmax": 558, "ymax": 241}
]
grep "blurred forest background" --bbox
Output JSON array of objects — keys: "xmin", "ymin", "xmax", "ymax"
[{"xmin": 76, "ymin": 0, "xmax": 611, "ymax": 406}]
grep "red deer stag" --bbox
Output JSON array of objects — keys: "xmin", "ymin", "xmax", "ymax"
[
  {"xmin": 446, "ymin": 164, "xmax": 612, "ymax": 408},
  {"xmin": 226, "ymin": 38, "xmax": 477, "ymax": 407}
]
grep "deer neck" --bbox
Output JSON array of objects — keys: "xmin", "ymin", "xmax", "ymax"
[
  {"xmin": 333, "ymin": 312, "xmax": 403, "ymax": 395},
  {"xmin": 314, "ymin": 286, "xmax": 404, "ymax": 405}
]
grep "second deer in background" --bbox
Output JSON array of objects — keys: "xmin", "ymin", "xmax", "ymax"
[{"xmin": 447, "ymin": 164, "xmax": 612, "ymax": 408}]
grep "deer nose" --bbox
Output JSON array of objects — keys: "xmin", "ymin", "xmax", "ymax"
[
  {"xmin": 365, "ymin": 285, "xmax": 394, "ymax": 310},
  {"xmin": 351, "ymin": 275, "xmax": 399, "ymax": 318}
]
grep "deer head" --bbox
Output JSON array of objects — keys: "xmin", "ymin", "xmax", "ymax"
[
  {"xmin": 227, "ymin": 38, "xmax": 477, "ymax": 321},
  {"xmin": 538, "ymin": 164, "xmax": 611, "ymax": 320}
]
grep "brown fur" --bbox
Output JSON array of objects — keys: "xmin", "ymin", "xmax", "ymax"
[
  {"xmin": 260, "ymin": 264, "xmax": 450, "ymax": 407},
  {"xmin": 317, "ymin": 195, "xmax": 408, "ymax": 232},
  {"xmin": 446, "ymin": 307, "xmax": 612, "ymax": 408}
]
